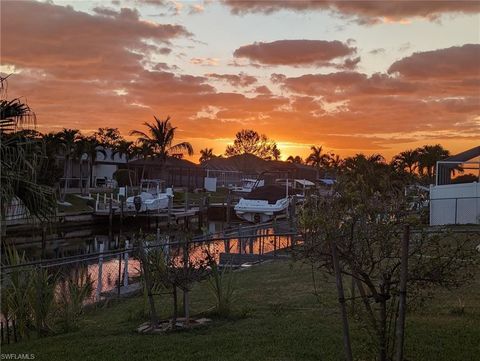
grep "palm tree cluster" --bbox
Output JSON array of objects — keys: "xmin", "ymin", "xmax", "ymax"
[
  {"xmin": 286, "ymin": 144, "xmax": 452, "ymax": 185},
  {"xmin": 392, "ymin": 145, "xmax": 451, "ymax": 182},
  {"xmin": 129, "ymin": 116, "xmax": 194, "ymax": 180}
]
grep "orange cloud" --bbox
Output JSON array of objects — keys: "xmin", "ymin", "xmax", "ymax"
[
  {"xmin": 206, "ymin": 72, "xmax": 257, "ymax": 87},
  {"xmin": 234, "ymin": 40, "xmax": 357, "ymax": 67},
  {"xmin": 1, "ymin": 1, "xmax": 190, "ymax": 82},
  {"xmin": 388, "ymin": 44, "xmax": 480, "ymax": 79},
  {"xmin": 222, "ymin": 0, "xmax": 480, "ymax": 24}
]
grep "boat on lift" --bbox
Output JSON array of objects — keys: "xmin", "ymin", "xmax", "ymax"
[
  {"xmin": 126, "ymin": 179, "xmax": 173, "ymax": 213},
  {"xmin": 230, "ymin": 178, "xmax": 265, "ymax": 194},
  {"xmin": 234, "ymin": 184, "xmax": 290, "ymax": 223}
]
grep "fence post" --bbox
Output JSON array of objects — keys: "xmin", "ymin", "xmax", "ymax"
[
  {"xmin": 183, "ymin": 239, "xmax": 190, "ymax": 327},
  {"xmin": 117, "ymin": 251, "xmax": 122, "ymax": 298},
  {"xmin": 455, "ymin": 198, "xmax": 458, "ymax": 224},
  {"xmin": 395, "ymin": 224, "xmax": 410, "ymax": 361},
  {"xmin": 96, "ymin": 243, "xmax": 104, "ymax": 301},
  {"xmin": 123, "ymin": 240, "xmax": 129, "ymax": 287},
  {"xmin": 273, "ymin": 235, "xmax": 277, "ymax": 258}
]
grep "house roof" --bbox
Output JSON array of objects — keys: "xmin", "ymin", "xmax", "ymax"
[
  {"xmin": 444, "ymin": 145, "xmax": 480, "ymax": 164},
  {"xmin": 129, "ymin": 156, "xmax": 198, "ymax": 169},
  {"xmin": 202, "ymin": 153, "xmax": 318, "ymax": 175}
]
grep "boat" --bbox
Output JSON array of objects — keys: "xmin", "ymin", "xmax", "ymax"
[
  {"xmin": 126, "ymin": 179, "xmax": 173, "ymax": 213},
  {"xmin": 276, "ymin": 178, "xmax": 316, "ymax": 202},
  {"xmin": 234, "ymin": 184, "xmax": 289, "ymax": 223},
  {"xmin": 230, "ymin": 178, "xmax": 264, "ymax": 194}
]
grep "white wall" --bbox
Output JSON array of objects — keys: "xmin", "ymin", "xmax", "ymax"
[
  {"xmin": 94, "ymin": 164, "xmax": 118, "ymax": 181},
  {"xmin": 430, "ymin": 182, "xmax": 480, "ymax": 225}
]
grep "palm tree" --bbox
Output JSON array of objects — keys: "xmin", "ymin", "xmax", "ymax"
[
  {"xmin": 270, "ymin": 144, "xmax": 281, "ymax": 161},
  {"xmin": 199, "ymin": 148, "xmax": 214, "ymax": 163},
  {"xmin": 56, "ymin": 128, "xmax": 81, "ymax": 201},
  {"xmin": 112, "ymin": 140, "xmax": 134, "ymax": 186},
  {"xmin": 392, "ymin": 149, "xmax": 419, "ymax": 174},
  {"xmin": 1, "ymin": 76, "xmax": 56, "ymax": 223},
  {"xmin": 78, "ymin": 136, "xmax": 107, "ymax": 190},
  {"xmin": 130, "ymin": 116, "xmax": 193, "ymax": 181},
  {"xmin": 287, "ymin": 155, "xmax": 304, "ymax": 164},
  {"xmin": 306, "ymin": 145, "xmax": 331, "ymax": 168},
  {"xmin": 417, "ymin": 144, "xmax": 450, "ymax": 183},
  {"xmin": 328, "ymin": 153, "xmax": 343, "ymax": 169},
  {"xmin": 132, "ymin": 141, "xmax": 154, "ymax": 181}
]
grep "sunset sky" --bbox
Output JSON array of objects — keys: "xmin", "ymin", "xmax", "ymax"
[{"xmin": 1, "ymin": 0, "xmax": 479, "ymax": 162}]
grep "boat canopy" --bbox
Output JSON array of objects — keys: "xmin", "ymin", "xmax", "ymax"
[
  {"xmin": 295, "ymin": 179, "xmax": 315, "ymax": 187},
  {"xmin": 244, "ymin": 185, "xmax": 287, "ymax": 204}
]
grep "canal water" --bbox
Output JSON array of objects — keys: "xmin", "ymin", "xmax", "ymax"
[{"xmin": 2, "ymin": 219, "xmax": 295, "ymax": 301}]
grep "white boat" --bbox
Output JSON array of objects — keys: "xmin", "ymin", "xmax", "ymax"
[
  {"xmin": 230, "ymin": 178, "xmax": 264, "ymax": 194},
  {"xmin": 126, "ymin": 179, "xmax": 173, "ymax": 213},
  {"xmin": 234, "ymin": 185, "xmax": 289, "ymax": 223}
]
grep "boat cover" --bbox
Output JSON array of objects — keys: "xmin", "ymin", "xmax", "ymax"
[{"xmin": 244, "ymin": 185, "xmax": 287, "ymax": 204}]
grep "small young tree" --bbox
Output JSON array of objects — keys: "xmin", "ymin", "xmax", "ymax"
[
  {"xmin": 296, "ymin": 169, "xmax": 478, "ymax": 361},
  {"xmin": 137, "ymin": 231, "xmax": 210, "ymax": 330}
]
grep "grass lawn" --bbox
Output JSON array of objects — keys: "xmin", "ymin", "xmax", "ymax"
[{"xmin": 2, "ymin": 260, "xmax": 479, "ymax": 361}]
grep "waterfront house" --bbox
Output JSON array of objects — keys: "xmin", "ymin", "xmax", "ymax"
[{"xmin": 430, "ymin": 146, "xmax": 480, "ymax": 225}]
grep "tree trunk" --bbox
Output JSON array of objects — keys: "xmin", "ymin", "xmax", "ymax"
[
  {"xmin": 79, "ymin": 159, "xmax": 84, "ymax": 196},
  {"xmin": 141, "ymin": 163, "xmax": 146, "ymax": 181},
  {"xmin": 61, "ymin": 155, "xmax": 68, "ymax": 202},
  {"xmin": 172, "ymin": 286, "xmax": 178, "ymax": 329},
  {"xmin": 395, "ymin": 225, "xmax": 410, "ymax": 361},
  {"xmin": 330, "ymin": 239, "xmax": 353, "ymax": 361},
  {"xmin": 86, "ymin": 160, "xmax": 92, "ymax": 194},
  {"xmin": 183, "ymin": 241, "xmax": 190, "ymax": 327},
  {"xmin": 89, "ymin": 159, "xmax": 94, "ymax": 189},
  {"xmin": 379, "ymin": 284, "xmax": 388, "ymax": 361},
  {"xmin": 127, "ymin": 163, "xmax": 133, "ymax": 187}
]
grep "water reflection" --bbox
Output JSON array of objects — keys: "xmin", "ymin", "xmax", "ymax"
[{"xmin": 3, "ymin": 221, "xmax": 294, "ymax": 300}]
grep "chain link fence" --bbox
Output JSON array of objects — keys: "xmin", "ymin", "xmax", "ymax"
[{"xmin": 0, "ymin": 223, "xmax": 298, "ymax": 344}]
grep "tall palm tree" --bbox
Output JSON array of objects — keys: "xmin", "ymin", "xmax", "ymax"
[
  {"xmin": 306, "ymin": 145, "xmax": 331, "ymax": 168},
  {"xmin": 417, "ymin": 144, "xmax": 450, "ymax": 182},
  {"xmin": 392, "ymin": 149, "xmax": 419, "ymax": 174},
  {"xmin": 130, "ymin": 116, "xmax": 193, "ymax": 181},
  {"xmin": 199, "ymin": 148, "xmax": 214, "ymax": 163},
  {"xmin": 112, "ymin": 140, "xmax": 134, "ymax": 186},
  {"xmin": 56, "ymin": 128, "xmax": 81, "ymax": 201},
  {"xmin": 77, "ymin": 136, "xmax": 107, "ymax": 189},
  {"xmin": 133, "ymin": 141, "xmax": 154, "ymax": 181}
]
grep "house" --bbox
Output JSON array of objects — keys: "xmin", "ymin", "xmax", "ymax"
[
  {"xmin": 59, "ymin": 148, "xmax": 127, "ymax": 191},
  {"xmin": 128, "ymin": 156, "xmax": 205, "ymax": 190},
  {"xmin": 430, "ymin": 146, "xmax": 480, "ymax": 225},
  {"xmin": 202, "ymin": 153, "xmax": 319, "ymax": 187}
]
